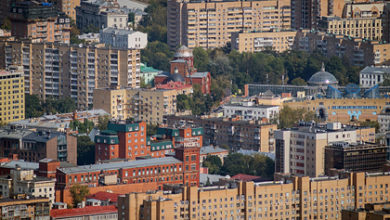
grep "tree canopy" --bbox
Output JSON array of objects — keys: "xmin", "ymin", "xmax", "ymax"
[
  {"xmin": 25, "ymin": 94, "xmax": 76, "ymax": 118},
  {"xmin": 202, "ymin": 155, "xmax": 222, "ymax": 174},
  {"xmin": 69, "ymin": 184, "xmax": 89, "ymax": 207},
  {"xmin": 277, "ymin": 105, "xmax": 318, "ymax": 129},
  {"xmin": 77, "ymin": 136, "xmax": 95, "ymax": 165}
]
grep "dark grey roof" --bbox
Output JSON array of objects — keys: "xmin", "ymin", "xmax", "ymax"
[
  {"xmin": 23, "ymin": 131, "xmax": 63, "ymax": 143},
  {"xmin": 1, "ymin": 160, "xmax": 39, "ymax": 170},
  {"xmin": 360, "ymin": 66, "xmax": 390, "ymax": 74},
  {"xmin": 308, "ymin": 64, "xmax": 338, "ymax": 86},
  {"xmin": 188, "ymin": 72, "xmax": 209, "ymax": 78},
  {"xmin": 169, "ymin": 73, "xmax": 185, "ymax": 82},
  {"xmin": 58, "ymin": 157, "xmax": 182, "ymax": 174},
  {"xmin": 200, "ymin": 146, "xmax": 228, "ymax": 155}
]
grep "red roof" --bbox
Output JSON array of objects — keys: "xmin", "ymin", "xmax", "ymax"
[
  {"xmin": 156, "ymin": 81, "xmax": 192, "ymax": 90},
  {"xmin": 51, "ymin": 205, "xmax": 117, "ymax": 218},
  {"xmin": 86, "ymin": 191, "xmax": 119, "ymax": 203},
  {"xmin": 232, "ymin": 174, "xmax": 261, "ymax": 182}
]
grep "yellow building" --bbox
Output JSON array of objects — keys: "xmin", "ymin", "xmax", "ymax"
[
  {"xmin": 231, "ymin": 30, "xmax": 297, "ymax": 53},
  {"xmin": 54, "ymin": 0, "xmax": 81, "ymax": 20},
  {"xmin": 93, "ymin": 87, "xmax": 178, "ymax": 124},
  {"xmin": 285, "ymin": 98, "xmax": 389, "ymax": 123},
  {"xmin": 342, "ymin": 203, "xmax": 390, "ymax": 220},
  {"xmin": 118, "ymin": 172, "xmax": 390, "ymax": 220},
  {"xmin": 0, "ymin": 197, "xmax": 51, "ymax": 219},
  {"xmin": 0, "ymin": 65, "xmax": 24, "ymax": 124},
  {"xmin": 167, "ymin": 0, "xmax": 291, "ymax": 49}
]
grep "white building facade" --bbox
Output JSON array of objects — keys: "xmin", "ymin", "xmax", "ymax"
[
  {"xmin": 223, "ymin": 102, "xmax": 279, "ymax": 121},
  {"xmin": 359, "ymin": 66, "xmax": 390, "ymax": 87},
  {"xmin": 100, "ymin": 27, "xmax": 148, "ymax": 49}
]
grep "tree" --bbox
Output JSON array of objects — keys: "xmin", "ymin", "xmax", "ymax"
[
  {"xmin": 69, "ymin": 184, "xmax": 89, "ymax": 207},
  {"xmin": 359, "ymin": 120, "xmax": 380, "ymax": 132},
  {"xmin": 147, "ymin": 124, "xmax": 159, "ymax": 136},
  {"xmin": 97, "ymin": 116, "xmax": 110, "ymax": 131},
  {"xmin": 77, "ymin": 136, "xmax": 95, "ymax": 165},
  {"xmin": 25, "ymin": 94, "xmax": 44, "ymax": 118},
  {"xmin": 193, "ymin": 47, "xmax": 209, "ymax": 72},
  {"xmin": 278, "ymin": 106, "xmax": 317, "ymax": 129},
  {"xmin": 70, "ymin": 119, "xmax": 94, "ymax": 134},
  {"xmin": 0, "ymin": 18, "xmax": 11, "ymax": 30},
  {"xmin": 202, "ymin": 155, "xmax": 222, "ymax": 174},
  {"xmin": 291, "ymin": 77, "xmax": 307, "ymax": 86}
]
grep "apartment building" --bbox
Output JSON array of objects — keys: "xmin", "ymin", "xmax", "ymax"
[
  {"xmin": 165, "ymin": 115, "xmax": 277, "ymax": 152},
  {"xmin": 379, "ymin": 111, "xmax": 390, "ymax": 133},
  {"xmin": 53, "ymin": 0, "xmax": 81, "ymax": 20},
  {"xmin": 118, "ymin": 172, "xmax": 390, "ymax": 220},
  {"xmin": 100, "ymin": 27, "xmax": 148, "ymax": 49},
  {"xmin": 293, "ymin": 30, "xmax": 390, "ymax": 66},
  {"xmin": 167, "ymin": 0, "xmax": 291, "ymax": 49},
  {"xmin": 93, "ymin": 87, "xmax": 177, "ymax": 124},
  {"xmin": 319, "ymin": 16, "xmax": 383, "ymax": 41},
  {"xmin": 76, "ymin": 0, "xmax": 128, "ymax": 32},
  {"xmin": 223, "ymin": 101, "xmax": 279, "ymax": 121},
  {"xmin": 0, "ymin": 65, "xmax": 24, "ymax": 124},
  {"xmin": 0, "ymin": 167, "xmax": 55, "ymax": 203},
  {"xmin": 360, "ymin": 66, "xmax": 390, "ymax": 88},
  {"xmin": 9, "ymin": 1, "xmax": 70, "ymax": 44},
  {"xmin": 51, "ymin": 206, "xmax": 118, "ymax": 220},
  {"xmin": 0, "ymin": 197, "xmax": 51, "ymax": 219},
  {"xmin": 343, "ymin": 203, "xmax": 390, "ymax": 220},
  {"xmin": 275, "ymin": 122, "xmax": 376, "ymax": 177},
  {"xmin": 0, "ymin": 128, "xmax": 77, "ymax": 165},
  {"xmin": 325, "ymin": 142, "xmax": 388, "ymax": 175},
  {"xmin": 0, "ymin": 40, "xmax": 141, "ymax": 109},
  {"xmin": 231, "ymin": 30, "xmax": 297, "ymax": 53},
  {"xmin": 291, "ymin": 0, "xmax": 346, "ymax": 29}
]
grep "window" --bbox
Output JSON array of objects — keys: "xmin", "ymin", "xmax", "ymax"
[{"xmin": 191, "ymin": 155, "xmax": 196, "ymax": 161}]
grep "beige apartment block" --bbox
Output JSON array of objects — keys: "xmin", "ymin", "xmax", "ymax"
[
  {"xmin": 275, "ymin": 122, "xmax": 376, "ymax": 177},
  {"xmin": 0, "ymin": 40, "xmax": 140, "ymax": 110},
  {"xmin": 93, "ymin": 87, "xmax": 178, "ymax": 124},
  {"xmin": 231, "ymin": 30, "xmax": 297, "ymax": 53},
  {"xmin": 167, "ymin": 0, "xmax": 291, "ymax": 49},
  {"xmin": 118, "ymin": 172, "xmax": 390, "ymax": 220},
  {"xmin": 319, "ymin": 16, "xmax": 383, "ymax": 41}
]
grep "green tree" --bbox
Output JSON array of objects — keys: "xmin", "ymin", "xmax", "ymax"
[
  {"xmin": 69, "ymin": 184, "xmax": 89, "ymax": 207},
  {"xmin": 193, "ymin": 47, "xmax": 209, "ymax": 72},
  {"xmin": 0, "ymin": 18, "xmax": 11, "ymax": 30},
  {"xmin": 359, "ymin": 120, "xmax": 380, "ymax": 132},
  {"xmin": 147, "ymin": 124, "xmax": 159, "ymax": 136},
  {"xmin": 202, "ymin": 155, "xmax": 222, "ymax": 174},
  {"xmin": 77, "ymin": 136, "xmax": 95, "ymax": 165},
  {"xmin": 97, "ymin": 116, "xmax": 110, "ymax": 131},
  {"xmin": 25, "ymin": 94, "xmax": 44, "ymax": 118},
  {"xmin": 291, "ymin": 77, "xmax": 307, "ymax": 86},
  {"xmin": 278, "ymin": 106, "xmax": 317, "ymax": 129},
  {"xmin": 70, "ymin": 119, "xmax": 94, "ymax": 133}
]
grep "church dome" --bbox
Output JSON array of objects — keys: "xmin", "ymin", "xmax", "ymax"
[
  {"xmin": 308, "ymin": 63, "xmax": 338, "ymax": 86},
  {"xmin": 174, "ymin": 45, "xmax": 193, "ymax": 58},
  {"xmin": 168, "ymin": 73, "xmax": 185, "ymax": 82}
]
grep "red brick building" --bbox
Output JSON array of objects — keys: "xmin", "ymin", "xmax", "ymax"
[{"xmin": 154, "ymin": 46, "xmax": 211, "ymax": 94}]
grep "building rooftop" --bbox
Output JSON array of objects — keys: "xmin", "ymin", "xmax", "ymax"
[
  {"xmin": 155, "ymin": 81, "xmax": 192, "ymax": 91},
  {"xmin": 232, "ymin": 174, "xmax": 261, "ymax": 182},
  {"xmin": 188, "ymin": 72, "xmax": 209, "ymax": 78},
  {"xmin": 141, "ymin": 64, "xmax": 162, "ymax": 73},
  {"xmin": 223, "ymin": 103, "xmax": 279, "ymax": 109},
  {"xmin": 50, "ymin": 205, "xmax": 117, "ymax": 218},
  {"xmin": 308, "ymin": 63, "xmax": 338, "ymax": 86},
  {"xmin": 58, "ymin": 157, "xmax": 183, "ymax": 174},
  {"xmin": 1, "ymin": 160, "xmax": 39, "ymax": 170},
  {"xmin": 360, "ymin": 66, "xmax": 390, "ymax": 74},
  {"xmin": 101, "ymin": 27, "xmax": 139, "ymax": 35},
  {"xmin": 200, "ymin": 146, "xmax": 228, "ymax": 155},
  {"xmin": 86, "ymin": 192, "xmax": 119, "ymax": 203},
  {"xmin": 23, "ymin": 131, "xmax": 63, "ymax": 143}
]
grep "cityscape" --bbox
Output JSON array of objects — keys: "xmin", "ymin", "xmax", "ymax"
[{"xmin": 1, "ymin": 0, "xmax": 390, "ymax": 219}]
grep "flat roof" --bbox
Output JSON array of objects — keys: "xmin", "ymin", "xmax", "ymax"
[{"xmin": 59, "ymin": 157, "xmax": 182, "ymax": 174}]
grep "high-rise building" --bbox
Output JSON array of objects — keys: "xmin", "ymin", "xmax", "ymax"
[
  {"xmin": 118, "ymin": 172, "xmax": 390, "ymax": 220},
  {"xmin": 0, "ymin": 40, "xmax": 141, "ymax": 109},
  {"xmin": 53, "ymin": 0, "xmax": 81, "ymax": 20},
  {"xmin": 275, "ymin": 122, "xmax": 376, "ymax": 177},
  {"xmin": 9, "ymin": 1, "xmax": 70, "ymax": 44},
  {"xmin": 0, "ymin": 65, "xmax": 24, "ymax": 124},
  {"xmin": 342, "ymin": 203, "xmax": 390, "ymax": 220},
  {"xmin": 93, "ymin": 87, "xmax": 177, "ymax": 124},
  {"xmin": 325, "ymin": 142, "xmax": 388, "ymax": 175},
  {"xmin": 291, "ymin": 0, "xmax": 346, "ymax": 30},
  {"xmin": 167, "ymin": 0, "xmax": 291, "ymax": 49}
]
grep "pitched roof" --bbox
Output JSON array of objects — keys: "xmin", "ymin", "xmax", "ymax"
[
  {"xmin": 87, "ymin": 191, "xmax": 119, "ymax": 203},
  {"xmin": 232, "ymin": 174, "xmax": 261, "ymax": 182},
  {"xmin": 51, "ymin": 205, "xmax": 117, "ymax": 218},
  {"xmin": 188, "ymin": 72, "xmax": 209, "ymax": 78}
]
